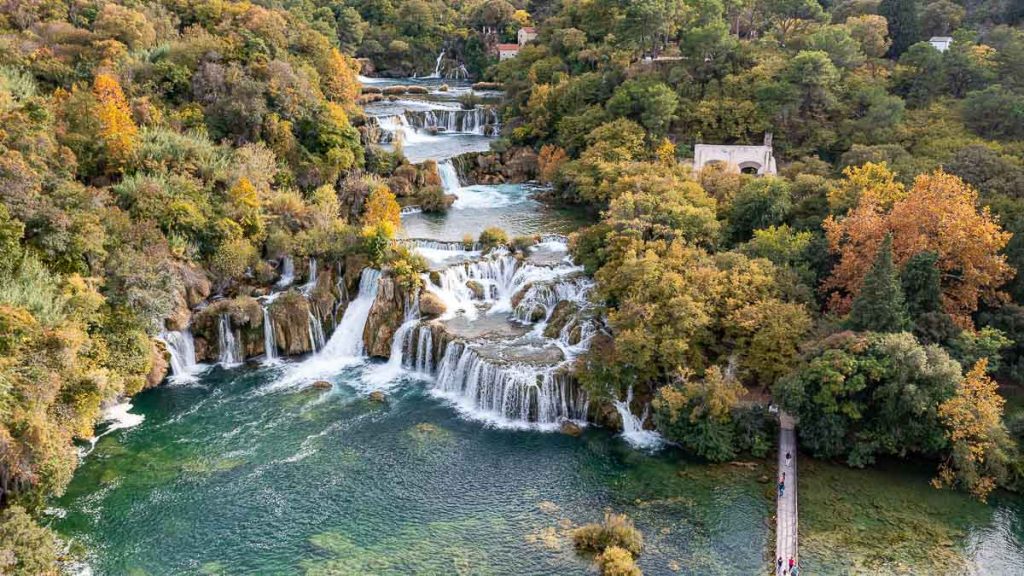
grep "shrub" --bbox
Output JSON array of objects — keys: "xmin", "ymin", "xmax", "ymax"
[
  {"xmin": 478, "ymin": 227, "xmax": 508, "ymax": 251},
  {"xmin": 572, "ymin": 512, "xmax": 643, "ymax": 557},
  {"xmin": 0, "ymin": 505, "xmax": 58, "ymax": 576},
  {"xmin": 597, "ymin": 546, "xmax": 642, "ymax": 576}
]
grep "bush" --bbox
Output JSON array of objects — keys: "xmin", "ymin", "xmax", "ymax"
[
  {"xmin": 417, "ymin": 185, "xmax": 452, "ymax": 213},
  {"xmin": 478, "ymin": 227, "xmax": 508, "ymax": 251},
  {"xmin": 572, "ymin": 512, "xmax": 644, "ymax": 557},
  {"xmin": 511, "ymin": 235, "xmax": 539, "ymax": 253},
  {"xmin": 0, "ymin": 505, "xmax": 58, "ymax": 576},
  {"xmin": 597, "ymin": 546, "xmax": 642, "ymax": 576}
]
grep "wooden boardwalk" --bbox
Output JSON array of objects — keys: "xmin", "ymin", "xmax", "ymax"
[{"xmin": 775, "ymin": 412, "xmax": 798, "ymax": 574}]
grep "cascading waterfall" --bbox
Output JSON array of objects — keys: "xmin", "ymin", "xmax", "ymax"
[
  {"xmin": 276, "ymin": 256, "xmax": 295, "ymax": 288},
  {"xmin": 405, "ymin": 108, "xmax": 499, "ymax": 135},
  {"xmin": 305, "ymin": 258, "xmax": 318, "ymax": 290},
  {"xmin": 431, "ymin": 341, "xmax": 588, "ymax": 427},
  {"xmin": 411, "ymin": 324, "xmax": 434, "ymax": 374},
  {"xmin": 400, "ymin": 205, "xmax": 422, "ymax": 216},
  {"xmin": 319, "ymin": 268, "xmax": 382, "ymax": 359},
  {"xmin": 613, "ymin": 386, "xmax": 663, "ymax": 449},
  {"xmin": 428, "ymin": 49, "xmax": 444, "ymax": 78},
  {"xmin": 262, "ymin": 304, "xmax": 278, "ymax": 363},
  {"xmin": 426, "ymin": 250, "xmax": 581, "ymax": 318},
  {"xmin": 217, "ymin": 314, "xmax": 243, "ymax": 366},
  {"xmin": 307, "ymin": 309, "xmax": 326, "ymax": 352},
  {"xmin": 511, "ymin": 277, "xmax": 594, "ymax": 324},
  {"xmin": 160, "ymin": 329, "xmax": 198, "ymax": 377},
  {"xmin": 436, "ymin": 159, "xmax": 461, "ymax": 192}
]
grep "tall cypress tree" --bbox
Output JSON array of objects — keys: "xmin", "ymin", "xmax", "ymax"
[
  {"xmin": 849, "ymin": 235, "xmax": 910, "ymax": 333},
  {"xmin": 880, "ymin": 0, "xmax": 922, "ymax": 59},
  {"xmin": 901, "ymin": 251, "xmax": 943, "ymax": 318}
]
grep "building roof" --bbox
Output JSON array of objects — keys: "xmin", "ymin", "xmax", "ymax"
[
  {"xmin": 929, "ymin": 36, "xmax": 953, "ymax": 42},
  {"xmin": 497, "ymin": 43, "xmax": 519, "ymax": 51},
  {"xmin": 521, "ymin": 27, "xmax": 536, "ymax": 33}
]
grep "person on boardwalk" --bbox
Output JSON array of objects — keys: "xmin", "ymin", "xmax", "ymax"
[
  {"xmin": 789, "ymin": 557, "xmax": 795, "ymax": 570},
  {"xmin": 777, "ymin": 557, "xmax": 783, "ymax": 572},
  {"xmin": 785, "ymin": 451, "xmax": 792, "ymax": 467},
  {"xmin": 778, "ymin": 475, "xmax": 785, "ymax": 497}
]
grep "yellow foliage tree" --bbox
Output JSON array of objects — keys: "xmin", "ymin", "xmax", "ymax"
[
  {"xmin": 321, "ymin": 48, "xmax": 360, "ymax": 104},
  {"xmin": 827, "ymin": 162, "xmax": 906, "ymax": 214},
  {"xmin": 655, "ymin": 138, "xmax": 676, "ymax": 165},
  {"xmin": 93, "ymin": 72, "xmax": 138, "ymax": 172},
  {"xmin": 227, "ymin": 177, "xmax": 265, "ymax": 240},
  {"xmin": 537, "ymin": 144, "xmax": 567, "ymax": 184},
  {"xmin": 935, "ymin": 359, "xmax": 1014, "ymax": 502},
  {"xmin": 361, "ymin": 185, "xmax": 400, "ymax": 236}
]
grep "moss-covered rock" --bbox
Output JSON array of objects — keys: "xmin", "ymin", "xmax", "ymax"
[
  {"xmin": 543, "ymin": 301, "xmax": 579, "ymax": 339},
  {"xmin": 191, "ymin": 296, "xmax": 263, "ymax": 361},
  {"xmin": 466, "ymin": 280, "xmax": 486, "ymax": 300}
]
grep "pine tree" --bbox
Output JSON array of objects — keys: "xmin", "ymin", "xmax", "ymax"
[
  {"xmin": 879, "ymin": 0, "xmax": 921, "ymax": 59},
  {"xmin": 848, "ymin": 235, "xmax": 910, "ymax": 332}
]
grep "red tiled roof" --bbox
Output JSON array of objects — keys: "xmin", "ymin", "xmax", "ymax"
[
  {"xmin": 521, "ymin": 27, "xmax": 536, "ymax": 33},
  {"xmin": 497, "ymin": 44, "xmax": 519, "ymax": 51}
]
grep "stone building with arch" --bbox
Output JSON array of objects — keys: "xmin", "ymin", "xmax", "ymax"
[{"xmin": 692, "ymin": 133, "xmax": 778, "ymax": 175}]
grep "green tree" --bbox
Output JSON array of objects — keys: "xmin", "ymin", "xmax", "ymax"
[
  {"xmin": 606, "ymin": 78, "xmax": 679, "ymax": 137},
  {"xmin": 848, "ymin": 235, "xmax": 910, "ymax": 332},
  {"xmin": 0, "ymin": 505, "xmax": 58, "ymax": 576},
  {"xmin": 652, "ymin": 367, "xmax": 745, "ymax": 462},
  {"xmin": 726, "ymin": 178, "xmax": 793, "ymax": 245},
  {"xmin": 879, "ymin": 0, "xmax": 922, "ymax": 58},
  {"xmin": 901, "ymin": 251, "xmax": 942, "ymax": 318}
]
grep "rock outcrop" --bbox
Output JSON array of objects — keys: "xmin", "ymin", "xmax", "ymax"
[
  {"xmin": 452, "ymin": 147, "xmax": 538, "ymax": 185},
  {"xmin": 191, "ymin": 296, "xmax": 264, "ymax": 362},
  {"xmin": 268, "ymin": 292, "xmax": 316, "ymax": 355},
  {"xmin": 419, "ymin": 292, "xmax": 446, "ymax": 319},
  {"xmin": 363, "ymin": 274, "xmax": 407, "ymax": 358}
]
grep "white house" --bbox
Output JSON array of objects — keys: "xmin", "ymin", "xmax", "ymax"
[
  {"xmin": 693, "ymin": 134, "xmax": 777, "ymax": 175},
  {"xmin": 929, "ymin": 36, "xmax": 953, "ymax": 52},
  {"xmin": 518, "ymin": 27, "xmax": 537, "ymax": 46},
  {"xmin": 497, "ymin": 43, "xmax": 519, "ymax": 61}
]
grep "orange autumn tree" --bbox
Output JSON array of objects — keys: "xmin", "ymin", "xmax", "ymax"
[
  {"xmin": 823, "ymin": 168, "xmax": 1013, "ymax": 326},
  {"xmin": 934, "ymin": 359, "xmax": 1015, "ymax": 502},
  {"xmin": 93, "ymin": 72, "xmax": 138, "ymax": 172}
]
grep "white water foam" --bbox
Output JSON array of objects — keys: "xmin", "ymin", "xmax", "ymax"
[{"xmin": 613, "ymin": 386, "xmax": 663, "ymax": 450}]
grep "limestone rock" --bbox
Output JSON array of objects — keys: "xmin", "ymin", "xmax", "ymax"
[
  {"xmin": 466, "ymin": 280, "xmax": 485, "ymax": 300},
  {"xmin": 369, "ymin": 390, "xmax": 386, "ymax": 403},
  {"xmin": 268, "ymin": 291, "xmax": 315, "ymax": 356},
  {"xmin": 311, "ymin": 380, "xmax": 332, "ymax": 390},
  {"xmin": 560, "ymin": 421, "xmax": 583, "ymax": 437},
  {"xmin": 420, "ymin": 291, "xmax": 447, "ymax": 319},
  {"xmin": 147, "ymin": 339, "xmax": 170, "ymax": 388},
  {"xmin": 363, "ymin": 274, "xmax": 406, "ymax": 358}
]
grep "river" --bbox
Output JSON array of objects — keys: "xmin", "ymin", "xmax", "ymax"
[{"xmin": 51, "ymin": 76, "xmax": 1024, "ymax": 575}]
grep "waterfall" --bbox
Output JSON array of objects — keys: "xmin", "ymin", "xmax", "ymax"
[
  {"xmin": 308, "ymin": 310, "xmax": 326, "ymax": 352},
  {"xmin": 426, "ymin": 250, "xmax": 581, "ymax": 318},
  {"xmin": 262, "ymin": 304, "xmax": 278, "ymax": 363},
  {"xmin": 436, "ymin": 159, "xmax": 461, "ymax": 192},
  {"xmin": 319, "ymin": 268, "xmax": 382, "ymax": 359},
  {"xmin": 511, "ymin": 277, "xmax": 594, "ymax": 324},
  {"xmin": 405, "ymin": 108, "xmax": 498, "ymax": 135},
  {"xmin": 400, "ymin": 205, "xmax": 422, "ymax": 216},
  {"xmin": 160, "ymin": 329, "xmax": 198, "ymax": 377},
  {"xmin": 431, "ymin": 341, "xmax": 588, "ymax": 427},
  {"xmin": 412, "ymin": 324, "xmax": 434, "ymax": 374},
  {"xmin": 217, "ymin": 314, "xmax": 243, "ymax": 366},
  {"xmin": 363, "ymin": 294, "xmax": 421, "ymax": 387},
  {"xmin": 613, "ymin": 386, "xmax": 663, "ymax": 449},
  {"xmin": 394, "ymin": 239, "xmax": 480, "ymax": 252},
  {"xmin": 276, "ymin": 256, "xmax": 295, "ymax": 288},
  {"xmin": 429, "ymin": 49, "xmax": 444, "ymax": 78},
  {"xmin": 305, "ymin": 258, "xmax": 318, "ymax": 290}
]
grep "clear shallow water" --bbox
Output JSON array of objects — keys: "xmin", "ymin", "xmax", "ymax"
[
  {"xmin": 400, "ymin": 184, "xmax": 590, "ymax": 241},
  {"xmin": 53, "ymin": 363, "xmax": 772, "ymax": 575}
]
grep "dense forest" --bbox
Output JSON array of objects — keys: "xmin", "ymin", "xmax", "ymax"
[{"xmin": 2, "ymin": 0, "xmax": 1024, "ymax": 573}]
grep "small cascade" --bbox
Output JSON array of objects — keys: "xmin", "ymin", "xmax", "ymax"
[
  {"xmin": 428, "ymin": 49, "xmax": 444, "ymax": 78},
  {"xmin": 613, "ymin": 386, "xmax": 663, "ymax": 450},
  {"xmin": 262, "ymin": 304, "xmax": 278, "ymax": 363},
  {"xmin": 319, "ymin": 268, "xmax": 382, "ymax": 359},
  {"xmin": 400, "ymin": 205, "xmax": 422, "ymax": 216},
  {"xmin": 394, "ymin": 238, "xmax": 480, "ymax": 252},
  {"xmin": 160, "ymin": 329, "xmax": 198, "ymax": 377},
  {"xmin": 431, "ymin": 341, "xmax": 588, "ymax": 427},
  {"xmin": 305, "ymin": 258, "xmax": 318, "ymax": 290},
  {"xmin": 405, "ymin": 108, "xmax": 499, "ymax": 135},
  {"xmin": 217, "ymin": 314, "xmax": 243, "ymax": 366},
  {"xmin": 436, "ymin": 159, "xmax": 461, "ymax": 192},
  {"xmin": 308, "ymin": 310, "xmax": 326, "ymax": 352},
  {"xmin": 276, "ymin": 256, "xmax": 295, "ymax": 288},
  {"xmin": 512, "ymin": 277, "xmax": 594, "ymax": 324},
  {"xmin": 411, "ymin": 324, "xmax": 435, "ymax": 374}
]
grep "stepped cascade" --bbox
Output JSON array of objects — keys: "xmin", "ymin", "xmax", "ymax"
[{"xmin": 160, "ymin": 329, "xmax": 198, "ymax": 376}]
